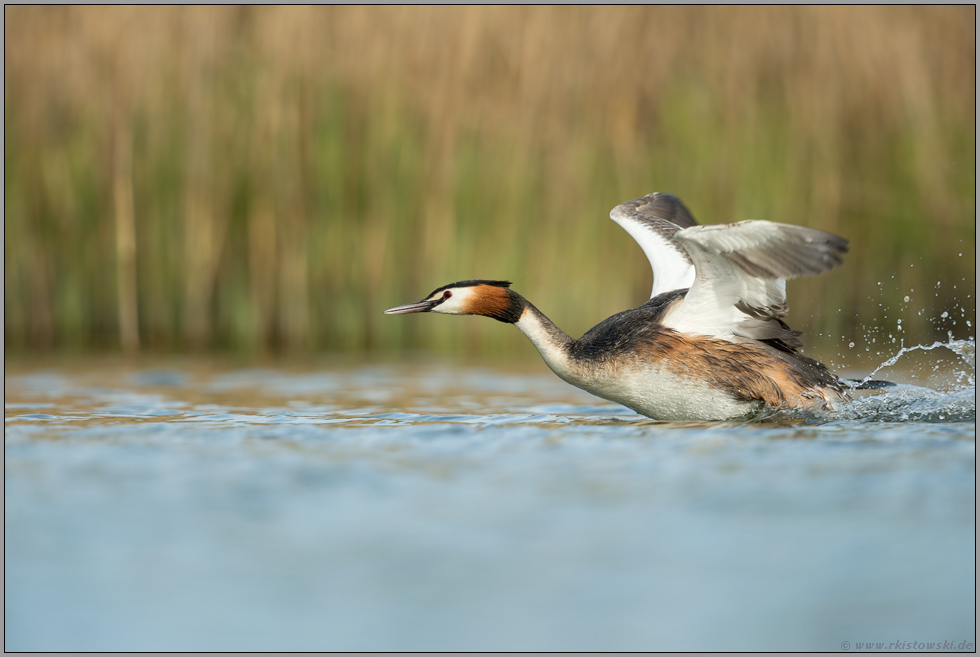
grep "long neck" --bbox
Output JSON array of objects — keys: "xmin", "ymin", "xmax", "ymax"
[{"xmin": 511, "ymin": 297, "xmax": 576, "ymax": 381}]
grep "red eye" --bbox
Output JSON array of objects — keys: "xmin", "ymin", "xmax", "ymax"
[{"xmin": 443, "ymin": 290, "xmax": 452, "ymax": 299}]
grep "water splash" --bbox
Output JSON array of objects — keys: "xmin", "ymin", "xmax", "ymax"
[
  {"xmin": 827, "ymin": 334, "xmax": 977, "ymax": 424},
  {"xmin": 861, "ymin": 333, "xmax": 975, "ymax": 389}
]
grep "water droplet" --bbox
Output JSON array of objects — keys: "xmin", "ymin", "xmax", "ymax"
[
  {"xmin": 941, "ymin": 311, "xmax": 948, "ymax": 318},
  {"xmin": 903, "ymin": 296, "xmax": 910, "ymax": 303},
  {"xmin": 848, "ymin": 342, "xmax": 855, "ymax": 348}
]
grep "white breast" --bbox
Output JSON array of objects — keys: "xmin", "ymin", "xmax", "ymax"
[{"xmin": 568, "ymin": 362, "xmax": 760, "ymax": 421}]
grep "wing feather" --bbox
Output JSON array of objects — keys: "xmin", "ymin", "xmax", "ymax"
[
  {"xmin": 609, "ymin": 193, "xmax": 699, "ymax": 298},
  {"xmin": 680, "ymin": 221, "xmax": 848, "ymax": 279},
  {"xmin": 662, "ymin": 220, "xmax": 848, "ymax": 343}
]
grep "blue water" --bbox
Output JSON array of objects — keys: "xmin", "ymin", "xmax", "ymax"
[{"xmin": 4, "ymin": 346, "xmax": 976, "ymax": 651}]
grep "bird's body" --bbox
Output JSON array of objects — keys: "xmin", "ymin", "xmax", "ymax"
[{"xmin": 386, "ymin": 193, "xmax": 850, "ymax": 421}]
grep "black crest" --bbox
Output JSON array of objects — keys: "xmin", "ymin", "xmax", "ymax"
[{"xmin": 428, "ymin": 279, "xmax": 513, "ymax": 296}]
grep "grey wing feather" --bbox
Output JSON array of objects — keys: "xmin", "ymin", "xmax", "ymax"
[
  {"xmin": 615, "ymin": 192, "xmax": 699, "ymax": 229},
  {"xmin": 701, "ymin": 222, "xmax": 849, "ymax": 280}
]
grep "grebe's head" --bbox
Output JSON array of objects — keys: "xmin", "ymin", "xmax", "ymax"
[{"xmin": 384, "ymin": 280, "xmax": 524, "ymax": 323}]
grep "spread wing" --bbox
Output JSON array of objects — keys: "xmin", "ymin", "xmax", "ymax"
[
  {"xmin": 660, "ymin": 220, "xmax": 848, "ymax": 345},
  {"xmin": 610, "ymin": 193, "xmax": 699, "ymax": 299}
]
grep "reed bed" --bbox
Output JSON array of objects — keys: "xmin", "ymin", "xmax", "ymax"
[{"xmin": 4, "ymin": 6, "xmax": 975, "ymax": 358}]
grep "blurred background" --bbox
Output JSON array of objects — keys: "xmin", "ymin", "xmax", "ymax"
[{"xmin": 4, "ymin": 6, "xmax": 976, "ymax": 361}]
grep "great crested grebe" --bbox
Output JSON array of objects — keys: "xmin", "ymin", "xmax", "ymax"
[{"xmin": 385, "ymin": 192, "xmax": 851, "ymax": 421}]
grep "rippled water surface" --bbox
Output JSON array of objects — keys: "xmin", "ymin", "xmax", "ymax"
[{"xmin": 5, "ymin": 350, "xmax": 976, "ymax": 651}]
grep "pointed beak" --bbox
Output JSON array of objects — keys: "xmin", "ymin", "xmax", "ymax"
[{"xmin": 384, "ymin": 298, "xmax": 437, "ymax": 315}]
